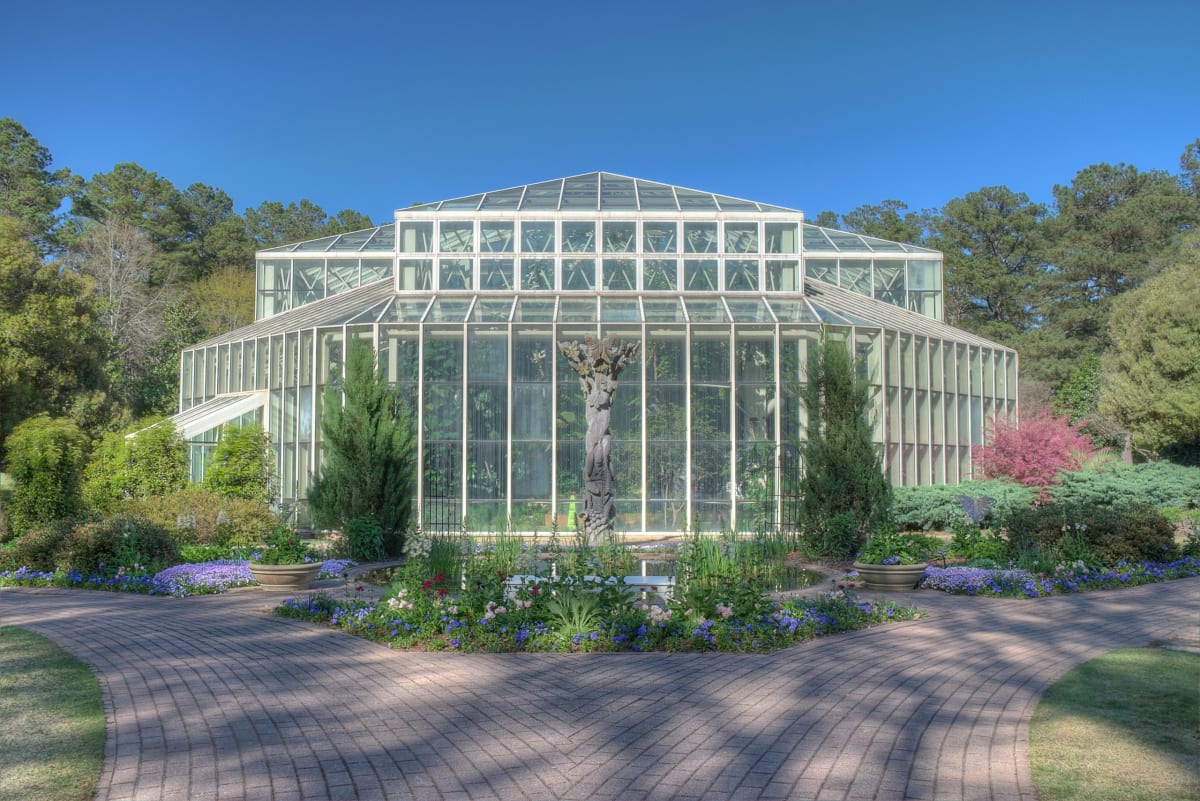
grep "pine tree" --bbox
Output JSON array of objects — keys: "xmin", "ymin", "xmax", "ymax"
[
  {"xmin": 796, "ymin": 334, "xmax": 891, "ymax": 558},
  {"xmin": 308, "ymin": 339, "xmax": 416, "ymax": 555}
]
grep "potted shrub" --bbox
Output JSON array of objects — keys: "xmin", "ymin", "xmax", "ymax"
[
  {"xmin": 852, "ymin": 529, "xmax": 930, "ymax": 591},
  {"xmin": 248, "ymin": 522, "xmax": 321, "ymax": 592}
]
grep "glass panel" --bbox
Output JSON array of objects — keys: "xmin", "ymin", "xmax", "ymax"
[
  {"xmin": 438, "ymin": 258, "xmax": 473, "ymax": 290},
  {"xmin": 724, "ymin": 222, "xmax": 758, "ymax": 253},
  {"xmin": 768, "ymin": 300, "xmax": 820, "ymax": 323},
  {"xmin": 480, "ymin": 187, "xmax": 524, "ymax": 210},
  {"xmin": 479, "ymin": 259, "xmax": 513, "ymax": 291},
  {"xmin": 439, "ymin": 221, "xmax": 474, "ymax": 252},
  {"xmin": 643, "ymin": 298, "xmax": 686, "ymax": 322},
  {"xmin": 874, "ymin": 261, "xmax": 905, "ymax": 305},
  {"xmin": 561, "ymin": 258, "xmax": 595, "ymax": 290},
  {"xmin": 562, "ymin": 221, "xmax": 596, "ymax": 252},
  {"xmin": 684, "ymin": 259, "xmax": 719, "ymax": 291},
  {"xmin": 602, "ymin": 221, "xmax": 636, "ymax": 252},
  {"xmin": 513, "ymin": 298, "xmax": 557, "ymax": 321},
  {"xmin": 511, "ymin": 326, "xmax": 553, "ymax": 382},
  {"xmin": 298, "ymin": 331, "xmax": 313, "ymax": 387},
  {"xmin": 472, "ymin": 298, "xmax": 515, "ymax": 322},
  {"xmin": 601, "ymin": 298, "xmax": 641, "ymax": 322},
  {"xmin": 636, "ymin": 181, "xmax": 679, "ymax": 210},
  {"xmin": 644, "ymin": 259, "xmax": 678, "ymax": 291},
  {"xmin": 907, "ymin": 259, "xmax": 941, "ymax": 290},
  {"xmin": 427, "ymin": 298, "xmax": 473, "ymax": 322},
  {"xmin": 463, "ymin": 443, "xmax": 506, "ymax": 501},
  {"xmin": 397, "ymin": 259, "xmax": 432, "ymax": 291},
  {"xmin": 599, "ymin": 174, "xmax": 637, "ymax": 209},
  {"xmin": 441, "ymin": 194, "xmax": 483, "ymax": 211},
  {"xmin": 736, "ymin": 329, "xmax": 775, "ymax": 443},
  {"xmin": 725, "ymin": 298, "xmax": 773, "ymax": 322},
  {"xmin": 684, "ymin": 222, "xmax": 718, "ymax": 253},
  {"xmin": 602, "ymin": 258, "xmax": 637, "ymax": 291},
  {"xmin": 840, "ymin": 259, "xmax": 872, "ymax": 294},
  {"xmin": 725, "ymin": 259, "xmax": 759, "ymax": 291},
  {"xmin": 805, "ymin": 257, "xmax": 837, "ymax": 283},
  {"xmin": 480, "ymin": 221, "xmax": 514, "ymax": 253},
  {"xmin": 295, "ymin": 259, "xmax": 324, "ymax": 305},
  {"xmin": 765, "ymin": 222, "xmax": 799, "ymax": 254},
  {"xmin": 255, "ymin": 338, "xmax": 268, "ymax": 390},
  {"xmin": 522, "ymin": 179, "xmax": 564, "ymax": 210},
  {"xmin": 327, "ymin": 259, "xmax": 358, "ymax": 295},
  {"xmin": 684, "ymin": 298, "xmax": 727, "ymax": 322},
  {"xmin": 398, "ymin": 221, "xmax": 433, "ymax": 252},
  {"xmin": 361, "ymin": 258, "xmax": 392, "ymax": 284},
  {"xmin": 558, "ymin": 298, "xmax": 596, "ymax": 322},
  {"xmin": 645, "ymin": 327, "xmax": 687, "ymax": 532},
  {"xmin": 521, "ymin": 221, "xmax": 555, "ymax": 253},
  {"xmin": 467, "ymin": 325, "xmax": 507, "ymax": 382},
  {"xmin": 643, "ymin": 221, "xmax": 678, "ymax": 253},
  {"xmin": 511, "ymin": 442, "xmax": 551, "ymax": 497},
  {"xmin": 378, "ymin": 326, "xmax": 418, "ymax": 384},
  {"xmin": 803, "ymin": 226, "xmax": 834, "ymax": 251},
  {"xmin": 520, "ymin": 259, "xmax": 554, "ymax": 290},
  {"xmin": 560, "ymin": 174, "xmax": 598, "ymax": 209},
  {"xmin": 766, "ymin": 260, "xmax": 800, "ymax": 291},
  {"xmin": 378, "ymin": 298, "xmax": 431, "ymax": 322}
]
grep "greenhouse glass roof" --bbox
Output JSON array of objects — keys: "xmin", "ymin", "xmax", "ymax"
[
  {"xmin": 190, "ymin": 278, "xmax": 1008, "ymax": 353},
  {"xmin": 403, "ymin": 172, "xmax": 796, "ymax": 214}
]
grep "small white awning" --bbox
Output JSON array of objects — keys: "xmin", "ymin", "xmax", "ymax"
[{"xmin": 163, "ymin": 392, "xmax": 268, "ymax": 440}]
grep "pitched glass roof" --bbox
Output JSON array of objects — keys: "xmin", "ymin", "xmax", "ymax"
[
  {"xmin": 256, "ymin": 177, "xmax": 939, "ymax": 257},
  {"xmin": 404, "ymin": 172, "xmax": 797, "ymax": 214},
  {"xmin": 801, "ymin": 224, "xmax": 937, "ymax": 255},
  {"xmin": 261, "ymin": 224, "xmax": 395, "ymax": 254}
]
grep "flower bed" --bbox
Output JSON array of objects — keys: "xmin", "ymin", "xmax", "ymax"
[
  {"xmin": 275, "ymin": 587, "xmax": 922, "ymax": 654},
  {"xmin": 920, "ymin": 557, "xmax": 1200, "ymax": 598},
  {"xmin": 0, "ymin": 559, "xmax": 359, "ymax": 598}
]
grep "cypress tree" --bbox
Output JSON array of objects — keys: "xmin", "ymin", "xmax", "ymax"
[
  {"xmin": 308, "ymin": 339, "xmax": 416, "ymax": 555},
  {"xmin": 797, "ymin": 333, "xmax": 891, "ymax": 558}
]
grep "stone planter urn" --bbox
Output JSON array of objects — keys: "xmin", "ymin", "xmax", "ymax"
[
  {"xmin": 852, "ymin": 562, "xmax": 928, "ymax": 592},
  {"xmin": 248, "ymin": 562, "xmax": 322, "ymax": 592}
]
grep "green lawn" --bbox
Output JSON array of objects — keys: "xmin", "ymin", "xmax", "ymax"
[
  {"xmin": 0, "ymin": 626, "xmax": 105, "ymax": 801},
  {"xmin": 1031, "ymin": 646, "xmax": 1200, "ymax": 801}
]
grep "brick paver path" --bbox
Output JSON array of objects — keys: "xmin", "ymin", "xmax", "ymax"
[{"xmin": 3, "ymin": 577, "xmax": 1197, "ymax": 801}]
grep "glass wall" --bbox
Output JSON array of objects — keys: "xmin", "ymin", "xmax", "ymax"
[{"xmin": 179, "ymin": 175, "xmax": 1008, "ymax": 531}]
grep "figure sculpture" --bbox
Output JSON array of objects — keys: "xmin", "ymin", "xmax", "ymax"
[{"xmin": 558, "ymin": 337, "xmax": 640, "ymax": 546}]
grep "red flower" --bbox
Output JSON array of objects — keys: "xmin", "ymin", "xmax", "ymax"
[
  {"xmin": 420, "ymin": 580, "xmax": 432, "ymax": 590},
  {"xmin": 434, "ymin": 573, "xmax": 445, "ymax": 583},
  {"xmin": 530, "ymin": 585, "xmax": 539, "ymax": 596},
  {"xmin": 437, "ymin": 587, "xmax": 447, "ymax": 597}
]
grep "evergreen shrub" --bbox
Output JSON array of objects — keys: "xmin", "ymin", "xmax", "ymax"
[
  {"xmin": 892, "ymin": 481, "xmax": 1036, "ymax": 531},
  {"xmin": 122, "ymin": 488, "xmax": 274, "ymax": 547},
  {"xmin": 1050, "ymin": 462, "xmax": 1200, "ymax": 511},
  {"xmin": 0, "ymin": 519, "xmax": 76, "ymax": 571},
  {"xmin": 1004, "ymin": 503, "xmax": 1177, "ymax": 567},
  {"xmin": 56, "ymin": 515, "xmax": 180, "ymax": 576},
  {"xmin": 5, "ymin": 415, "xmax": 89, "ymax": 536}
]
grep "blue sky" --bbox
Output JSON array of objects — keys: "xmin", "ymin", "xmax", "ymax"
[{"xmin": 3, "ymin": 0, "xmax": 1197, "ymax": 225}]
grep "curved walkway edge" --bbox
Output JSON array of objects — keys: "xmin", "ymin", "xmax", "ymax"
[{"xmin": 3, "ymin": 577, "xmax": 1198, "ymax": 801}]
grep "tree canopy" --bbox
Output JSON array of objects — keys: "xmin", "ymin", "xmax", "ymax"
[
  {"xmin": 1100, "ymin": 240, "xmax": 1200, "ymax": 457},
  {"xmin": 2, "ymin": 115, "xmax": 1200, "ymax": 470}
]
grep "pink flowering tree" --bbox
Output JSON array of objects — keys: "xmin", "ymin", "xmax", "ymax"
[{"xmin": 974, "ymin": 410, "xmax": 1095, "ymax": 489}]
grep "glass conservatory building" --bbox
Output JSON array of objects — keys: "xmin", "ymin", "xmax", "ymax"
[{"xmin": 175, "ymin": 173, "xmax": 1017, "ymax": 532}]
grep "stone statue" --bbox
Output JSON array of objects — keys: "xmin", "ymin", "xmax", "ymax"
[{"xmin": 558, "ymin": 337, "xmax": 640, "ymax": 546}]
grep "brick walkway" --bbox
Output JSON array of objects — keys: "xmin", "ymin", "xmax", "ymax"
[{"xmin": 3, "ymin": 577, "xmax": 1197, "ymax": 801}]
